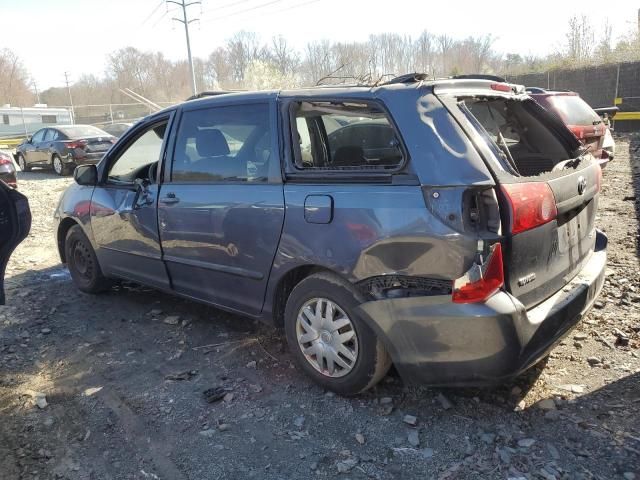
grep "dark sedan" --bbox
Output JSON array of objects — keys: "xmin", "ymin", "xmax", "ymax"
[
  {"xmin": 15, "ymin": 125, "xmax": 116, "ymax": 176},
  {"xmin": 0, "ymin": 150, "xmax": 17, "ymax": 187},
  {"xmin": 0, "ymin": 178, "xmax": 31, "ymax": 304}
]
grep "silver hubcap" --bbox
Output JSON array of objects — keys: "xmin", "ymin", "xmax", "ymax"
[
  {"xmin": 53, "ymin": 157, "xmax": 62, "ymax": 173},
  {"xmin": 296, "ymin": 298, "xmax": 358, "ymax": 378},
  {"xmin": 19, "ymin": 157, "xmax": 25, "ymax": 170}
]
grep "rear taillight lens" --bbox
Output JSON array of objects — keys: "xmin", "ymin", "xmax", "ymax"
[
  {"xmin": 569, "ymin": 126, "xmax": 585, "ymax": 139},
  {"xmin": 500, "ymin": 182, "xmax": 557, "ymax": 234},
  {"xmin": 0, "ymin": 152, "xmax": 12, "ymax": 165},
  {"xmin": 452, "ymin": 243, "xmax": 504, "ymax": 303},
  {"xmin": 490, "ymin": 83, "xmax": 511, "ymax": 92},
  {"xmin": 67, "ymin": 140, "xmax": 87, "ymax": 149}
]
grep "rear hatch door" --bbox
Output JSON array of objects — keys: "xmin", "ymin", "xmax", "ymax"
[
  {"xmin": 502, "ymin": 163, "xmax": 600, "ymax": 308},
  {"xmin": 435, "ymin": 83, "xmax": 601, "ymax": 309}
]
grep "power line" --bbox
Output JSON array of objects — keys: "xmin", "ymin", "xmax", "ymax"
[
  {"xmin": 200, "ymin": 0, "xmax": 254, "ymax": 15},
  {"xmin": 141, "ymin": 0, "xmax": 166, "ymax": 26},
  {"xmin": 200, "ymin": 0, "xmax": 285, "ymax": 24},
  {"xmin": 201, "ymin": 0, "xmax": 320, "ymax": 25}
]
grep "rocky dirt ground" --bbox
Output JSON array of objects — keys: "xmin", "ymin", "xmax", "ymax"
[{"xmin": 0, "ymin": 136, "xmax": 639, "ymax": 480}]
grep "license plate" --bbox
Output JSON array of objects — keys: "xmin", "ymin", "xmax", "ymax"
[{"xmin": 88, "ymin": 143, "xmax": 110, "ymax": 151}]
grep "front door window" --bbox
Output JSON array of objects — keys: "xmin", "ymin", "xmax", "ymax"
[{"xmin": 107, "ymin": 122, "xmax": 167, "ymax": 183}]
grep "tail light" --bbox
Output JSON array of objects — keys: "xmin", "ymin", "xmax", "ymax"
[
  {"xmin": 490, "ymin": 83, "xmax": 512, "ymax": 92},
  {"xmin": 0, "ymin": 152, "xmax": 12, "ymax": 165},
  {"xmin": 67, "ymin": 140, "xmax": 87, "ymax": 149},
  {"xmin": 500, "ymin": 182, "xmax": 557, "ymax": 234},
  {"xmin": 452, "ymin": 243, "xmax": 504, "ymax": 303}
]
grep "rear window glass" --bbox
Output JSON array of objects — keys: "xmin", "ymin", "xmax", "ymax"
[
  {"xmin": 292, "ymin": 101, "xmax": 404, "ymax": 170},
  {"xmin": 59, "ymin": 125, "xmax": 109, "ymax": 138},
  {"xmin": 547, "ymin": 95, "xmax": 601, "ymax": 126},
  {"xmin": 463, "ymin": 98, "xmax": 574, "ymax": 176}
]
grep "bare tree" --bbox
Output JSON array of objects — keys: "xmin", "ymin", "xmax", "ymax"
[
  {"xmin": 565, "ymin": 15, "xmax": 595, "ymax": 65},
  {"xmin": 269, "ymin": 36, "xmax": 300, "ymax": 76},
  {"xmin": 0, "ymin": 49, "xmax": 32, "ymax": 106}
]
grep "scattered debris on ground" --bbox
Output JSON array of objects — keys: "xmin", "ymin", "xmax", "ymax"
[{"xmin": 0, "ymin": 136, "xmax": 639, "ymax": 478}]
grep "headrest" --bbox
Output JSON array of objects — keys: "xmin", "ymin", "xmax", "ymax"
[
  {"xmin": 333, "ymin": 145, "xmax": 364, "ymax": 166},
  {"xmin": 195, "ymin": 128, "xmax": 230, "ymax": 157}
]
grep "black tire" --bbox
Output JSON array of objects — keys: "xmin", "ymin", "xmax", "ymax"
[
  {"xmin": 17, "ymin": 154, "xmax": 30, "ymax": 172},
  {"xmin": 65, "ymin": 225, "xmax": 112, "ymax": 293},
  {"xmin": 284, "ymin": 272, "xmax": 391, "ymax": 395},
  {"xmin": 52, "ymin": 154, "xmax": 70, "ymax": 176}
]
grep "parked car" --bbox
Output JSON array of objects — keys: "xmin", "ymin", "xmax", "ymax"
[
  {"xmin": 0, "ymin": 151, "xmax": 17, "ymax": 188},
  {"xmin": 54, "ymin": 78, "xmax": 607, "ymax": 395},
  {"xmin": 0, "ymin": 178, "xmax": 31, "ymax": 304},
  {"xmin": 526, "ymin": 88, "xmax": 609, "ymax": 165},
  {"xmin": 15, "ymin": 125, "xmax": 116, "ymax": 176},
  {"xmin": 594, "ymin": 106, "xmax": 618, "ymax": 160},
  {"xmin": 100, "ymin": 122, "xmax": 133, "ymax": 138}
]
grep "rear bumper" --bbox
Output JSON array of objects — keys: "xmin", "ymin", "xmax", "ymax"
[
  {"xmin": 356, "ymin": 230, "xmax": 607, "ymax": 386},
  {"xmin": 64, "ymin": 152, "xmax": 104, "ymax": 165}
]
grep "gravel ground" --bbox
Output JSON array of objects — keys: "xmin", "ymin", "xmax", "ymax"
[{"xmin": 1, "ymin": 137, "xmax": 639, "ymax": 480}]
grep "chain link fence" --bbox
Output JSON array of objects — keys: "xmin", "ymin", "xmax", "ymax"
[{"xmin": 0, "ymin": 101, "xmax": 176, "ymax": 147}]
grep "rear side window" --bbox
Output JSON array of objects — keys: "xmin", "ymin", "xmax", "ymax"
[
  {"xmin": 171, "ymin": 104, "xmax": 272, "ymax": 183},
  {"xmin": 291, "ymin": 101, "xmax": 404, "ymax": 170},
  {"xmin": 44, "ymin": 129, "xmax": 58, "ymax": 141},
  {"xmin": 547, "ymin": 95, "xmax": 601, "ymax": 126}
]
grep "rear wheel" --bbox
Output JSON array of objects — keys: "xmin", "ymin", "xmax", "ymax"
[
  {"xmin": 52, "ymin": 154, "xmax": 70, "ymax": 176},
  {"xmin": 65, "ymin": 225, "xmax": 112, "ymax": 293},
  {"xmin": 17, "ymin": 154, "xmax": 30, "ymax": 172},
  {"xmin": 284, "ymin": 272, "xmax": 391, "ymax": 395}
]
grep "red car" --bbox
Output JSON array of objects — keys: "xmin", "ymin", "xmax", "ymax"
[
  {"xmin": 527, "ymin": 88, "xmax": 608, "ymax": 165},
  {"xmin": 0, "ymin": 151, "xmax": 17, "ymax": 188}
]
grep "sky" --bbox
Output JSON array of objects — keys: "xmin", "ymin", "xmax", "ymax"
[{"xmin": 1, "ymin": 0, "xmax": 639, "ymax": 91}]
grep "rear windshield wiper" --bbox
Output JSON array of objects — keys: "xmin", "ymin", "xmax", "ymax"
[{"xmin": 496, "ymin": 131, "xmax": 520, "ymax": 175}]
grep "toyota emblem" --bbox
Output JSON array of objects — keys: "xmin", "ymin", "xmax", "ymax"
[{"xmin": 577, "ymin": 176, "xmax": 587, "ymax": 195}]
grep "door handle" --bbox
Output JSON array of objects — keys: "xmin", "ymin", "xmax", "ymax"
[{"xmin": 160, "ymin": 193, "xmax": 180, "ymax": 205}]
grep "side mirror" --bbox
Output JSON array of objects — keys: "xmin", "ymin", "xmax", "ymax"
[
  {"xmin": 25, "ymin": 135, "xmax": 32, "ymax": 143},
  {"xmin": 74, "ymin": 164, "xmax": 98, "ymax": 186}
]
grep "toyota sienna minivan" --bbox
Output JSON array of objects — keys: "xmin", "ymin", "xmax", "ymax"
[{"xmin": 54, "ymin": 75, "xmax": 607, "ymax": 395}]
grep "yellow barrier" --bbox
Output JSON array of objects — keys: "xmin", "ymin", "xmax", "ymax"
[{"xmin": 614, "ymin": 112, "xmax": 640, "ymax": 121}]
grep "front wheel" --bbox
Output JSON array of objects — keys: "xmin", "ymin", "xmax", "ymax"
[
  {"xmin": 284, "ymin": 272, "xmax": 391, "ymax": 395},
  {"xmin": 65, "ymin": 225, "xmax": 112, "ymax": 293}
]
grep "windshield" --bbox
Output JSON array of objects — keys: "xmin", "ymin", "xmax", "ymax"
[
  {"xmin": 547, "ymin": 95, "xmax": 601, "ymax": 126},
  {"xmin": 58, "ymin": 125, "xmax": 109, "ymax": 138}
]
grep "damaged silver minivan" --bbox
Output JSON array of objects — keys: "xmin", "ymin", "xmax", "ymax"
[{"xmin": 54, "ymin": 75, "xmax": 607, "ymax": 395}]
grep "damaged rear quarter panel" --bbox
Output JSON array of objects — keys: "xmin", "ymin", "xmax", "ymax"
[
  {"xmin": 266, "ymin": 84, "xmax": 498, "ymax": 314},
  {"xmin": 273, "ymin": 184, "xmax": 478, "ymax": 283}
]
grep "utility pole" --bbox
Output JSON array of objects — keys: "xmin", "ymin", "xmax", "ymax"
[
  {"xmin": 32, "ymin": 81, "xmax": 41, "ymax": 105},
  {"xmin": 168, "ymin": 0, "xmax": 200, "ymax": 96},
  {"xmin": 64, "ymin": 71, "xmax": 75, "ymax": 124}
]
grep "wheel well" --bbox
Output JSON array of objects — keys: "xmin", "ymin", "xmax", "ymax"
[
  {"xmin": 57, "ymin": 218, "xmax": 79, "ymax": 263},
  {"xmin": 272, "ymin": 265, "xmax": 331, "ymax": 327}
]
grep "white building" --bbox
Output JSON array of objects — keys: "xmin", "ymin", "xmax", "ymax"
[{"xmin": 0, "ymin": 105, "xmax": 73, "ymax": 138}]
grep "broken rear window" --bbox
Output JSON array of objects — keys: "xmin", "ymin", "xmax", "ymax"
[{"xmin": 461, "ymin": 98, "xmax": 576, "ymax": 176}]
